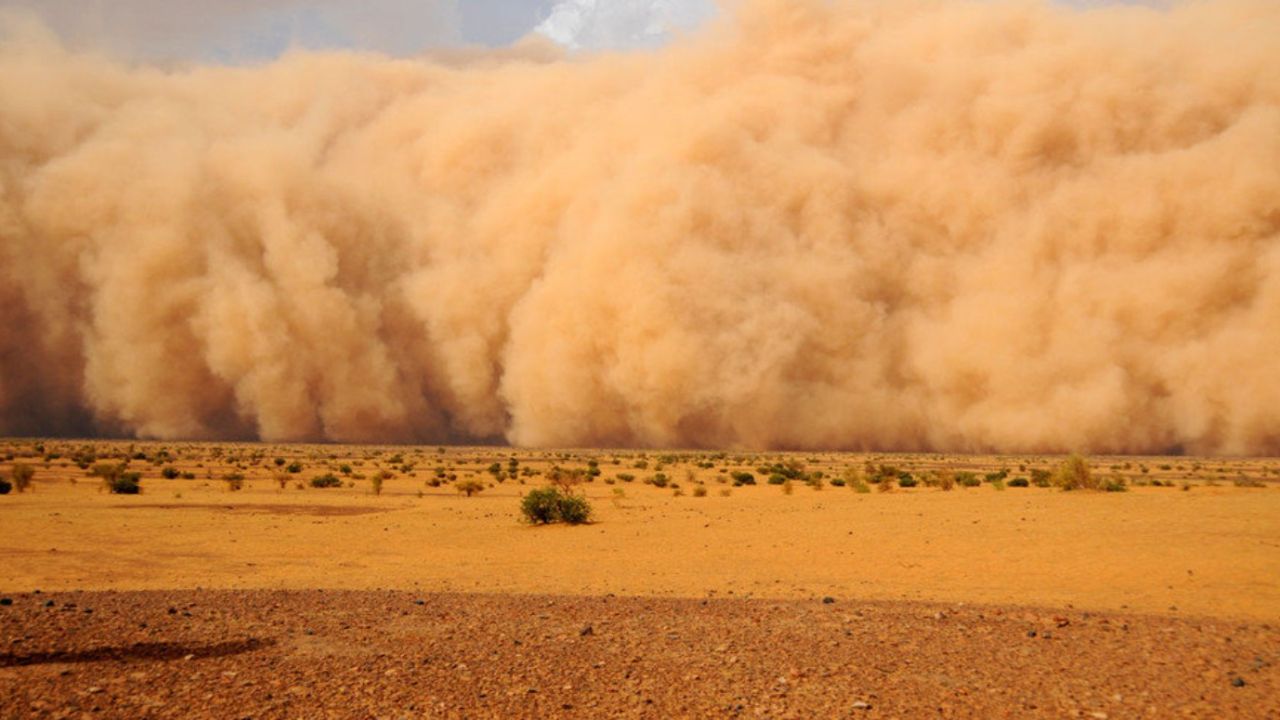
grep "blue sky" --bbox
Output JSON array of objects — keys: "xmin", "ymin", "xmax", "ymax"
[{"xmin": 0, "ymin": 0, "xmax": 1142, "ymax": 61}]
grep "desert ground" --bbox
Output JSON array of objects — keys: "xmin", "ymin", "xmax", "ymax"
[{"xmin": 2, "ymin": 439, "xmax": 1278, "ymax": 718}]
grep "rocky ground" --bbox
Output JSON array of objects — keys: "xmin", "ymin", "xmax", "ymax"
[{"xmin": 1, "ymin": 590, "xmax": 1276, "ymax": 719}]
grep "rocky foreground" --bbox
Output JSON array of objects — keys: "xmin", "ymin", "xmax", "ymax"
[{"xmin": 0, "ymin": 590, "xmax": 1275, "ymax": 719}]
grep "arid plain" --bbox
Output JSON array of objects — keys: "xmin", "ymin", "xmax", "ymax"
[{"xmin": 2, "ymin": 440, "xmax": 1278, "ymax": 718}]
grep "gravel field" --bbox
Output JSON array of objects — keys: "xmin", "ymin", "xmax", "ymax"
[{"xmin": 1, "ymin": 590, "xmax": 1276, "ymax": 719}]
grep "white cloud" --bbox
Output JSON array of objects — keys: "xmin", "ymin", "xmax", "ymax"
[{"xmin": 536, "ymin": 0, "xmax": 717, "ymax": 51}]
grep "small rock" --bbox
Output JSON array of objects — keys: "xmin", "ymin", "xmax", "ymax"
[
  {"xmin": 0, "ymin": 598, "xmax": 12, "ymax": 606},
  {"xmin": 852, "ymin": 701, "xmax": 872, "ymax": 710},
  {"xmin": 579, "ymin": 625, "xmax": 594, "ymax": 637},
  {"xmin": 1231, "ymin": 677, "xmax": 1245, "ymax": 688},
  {"xmin": 183, "ymin": 654, "xmax": 195, "ymax": 661},
  {"xmin": 44, "ymin": 600, "xmax": 55, "ymax": 608},
  {"xmin": 1027, "ymin": 630, "xmax": 1037, "ymax": 638},
  {"xmin": 822, "ymin": 596, "xmax": 836, "ymax": 605}
]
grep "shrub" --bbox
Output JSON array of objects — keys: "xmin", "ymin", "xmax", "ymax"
[
  {"xmin": 782, "ymin": 479, "xmax": 794, "ymax": 495},
  {"xmin": 692, "ymin": 484, "xmax": 707, "ymax": 497},
  {"xmin": 520, "ymin": 487, "xmax": 592, "ymax": 525},
  {"xmin": 1008, "ymin": 477, "xmax": 1030, "ymax": 488},
  {"xmin": 1030, "ymin": 468, "xmax": 1053, "ymax": 488},
  {"xmin": 310, "ymin": 474, "xmax": 342, "ymax": 489},
  {"xmin": 851, "ymin": 479, "xmax": 871, "ymax": 494},
  {"xmin": 767, "ymin": 473, "xmax": 787, "ymax": 485},
  {"xmin": 161, "ymin": 467, "xmax": 181, "ymax": 479},
  {"xmin": 877, "ymin": 477, "xmax": 895, "ymax": 492},
  {"xmin": 108, "ymin": 473, "xmax": 142, "ymax": 495},
  {"xmin": 937, "ymin": 472, "xmax": 956, "ymax": 491},
  {"xmin": 286, "ymin": 462, "xmax": 303, "ymax": 474},
  {"xmin": 731, "ymin": 471, "xmax": 756, "ymax": 486},
  {"xmin": 1103, "ymin": 478, "xmax": 1128, "ymax": 492},
  {"xmin": 897, "ymin": 476, "xmax": 918, "ymax": 488},
  {"xmin": 1054, "ymin": 454, "xmax": 1095, "ymax": 491},
  {"xmin": 616, "ymin": 473, "xmax": 635, "ymax": 483},
  {"xmin": 11, "ymin": 463, "xmax": 35, "ymax": 493},
  {"xmin": 829, "ymin": 477, "xmax": 846, "ymax": 487},
  {"xmin": 956, "ymin": 472, "xmax": 980, "ymax": 488},
  {"xmin": 456, "ymin": 479, "xmax": 484, "ymax": 497},
  {"xmin": 371, "ymin": 474, "xmax": 385, "ymax": 496},
  {"xmin": 222, "ymin": 473, "xmax": 244, "ymax": 492}
]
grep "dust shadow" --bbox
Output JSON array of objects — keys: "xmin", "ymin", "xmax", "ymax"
[{"xmin": 0, "ymin": 637, "xmax": 275, "ymax": 667}]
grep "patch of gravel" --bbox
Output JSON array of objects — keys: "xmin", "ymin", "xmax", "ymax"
[{"xmin": 0, "ymin": 590, "xmax": 1275, "ymax": 718}]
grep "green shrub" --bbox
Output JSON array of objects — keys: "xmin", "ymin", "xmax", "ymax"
[
  {"xmin": 520, "ymin": 487, "xmax": 592, "ymax": 525},
  {"xmin": 1030, "ymin": 468, "xmax": 1052, "ymax": 488},
  {"xmin": 310, "ymin": 474, "xmax": 342, "ymax": 489},
  {"xmin": 897, "ymin": 476, "xmax": 918, "ymax": 488},
  {"xmin": 956, "ymin": 472, "xmax": 980, "ymax": 488},
  {"xmin": 650, "ymin": 472, "xmax": 669, "ymax": 488},
  {"xmin": 286, "ymin": 462, "xmax": 303, "ymax": 474},
  {"xmin": 767, "ymin": 473, "xmax": 787, "ymax": 485},
  {"xmin": 1103, "ymin": 478, "xmax": 1128, "ymax": 492},
  {"xmin": 108, "ymin": 473, "xmax": 142, "ymax": 494},
  {"xmin": 730, "ymin": 471, "xmax": 756, "ymax": 486},
  {"xmin": 829, "ymin": 477, "xmax": 846, "ymax": 487}
]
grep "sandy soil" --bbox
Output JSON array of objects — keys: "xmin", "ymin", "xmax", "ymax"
[
  {"xmin": 1, "ymin": 589, "xmax": 1276, "ymax": 719},
  {"xmin": 1, "ymin": 450, "xmax": 1277, "ymax": 621},
  {"xmin": 2, "ymin": 441, "xmax": 1278, "ymax": 717}
]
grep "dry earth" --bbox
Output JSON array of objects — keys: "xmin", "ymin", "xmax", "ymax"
[
  {"xmin": 1, "ymin": 590, "xmax": 1277, "ymax": 719},
  {"xmin": 2, "ymin": 441, "xmax": 1279, "ymax": 717}
]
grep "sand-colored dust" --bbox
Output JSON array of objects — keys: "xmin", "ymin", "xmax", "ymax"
[
  {"xmin": 2, "ymin": 0, "xmax": 1279, "ymax": 454},
  {"xmin": 3, "ymin": 445, "xmax": 1277, "ymax": 623}
]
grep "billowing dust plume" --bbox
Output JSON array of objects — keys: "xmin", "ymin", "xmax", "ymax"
[{"xmin": 1, "ymin": 0, "xmax": 1277, "ymax": 454}]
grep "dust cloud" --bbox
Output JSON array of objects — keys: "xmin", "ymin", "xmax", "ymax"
[{"xmin": 1, "ymin": 0, "xmax": 1277, "ymax": 453}]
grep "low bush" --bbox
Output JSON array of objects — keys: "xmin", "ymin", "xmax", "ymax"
[
  {"xmin": 1054, "ymin": 454, "xmax": 1096, "ymax": 491},
  {"xmin": 161, "ymin": 467, "xmax": 181, "ymax": 479},
  {"xmin": 897, "ymin": 476, "xmax": 918, "ymax": 488},
  {"xmin": 1008, "ymin": 477, "xmax": 1030, "ymax": 488},
  {"xmin": 11, "ymin": 463, "xmax": 35, "ymax": 492},
  {"xmin": 310, "ymin": 474, "xmax": 342, "ymax": 489},
  {"xmin": 956, "ymin": 472, "xmax": 980, "ymax": 488},
  {"xmin": 108, "ymin": 473, "xmax": 142, "ymax": 494},
  {"xmin": 520, "ymin": 487, "xmax": 592, "ymax": 525},
  {"xmin": 456, "ymin": 479, "xmax": 484, "ymax": 497},
  {"xmin": 692, "ymin": 484, "xmax": 707, "ymax": 497},
  {"xmin": 767, "ymin": 473, "xmax": 787, "ymax": 485},
  {"xmin": 730, "ymin": 471, "xmax": 756, "ymax": 486}
]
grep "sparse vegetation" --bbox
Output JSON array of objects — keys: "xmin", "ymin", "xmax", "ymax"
[
  {"xmin": 1054, "ymin": 454, "xmax": 1096, "ymax": 491},
  {"xmin": 11, "ymin": 462, "xmax": 34, "ymax": 493},
  {"xmin": 310, "ymin": 474, "xmax": 342, "ymax": 489},
  {"xmin": 520, "ymin": 487, "xmax": 592, "ymax": 525},
  {"xmin": 456, "ymin": 479, "xmax": 485, "ymax": 497}
]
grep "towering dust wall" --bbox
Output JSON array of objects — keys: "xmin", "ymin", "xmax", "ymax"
[{"xmin": 1, "ymin": 0, "xmax": 1277, "ymax": 453}]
